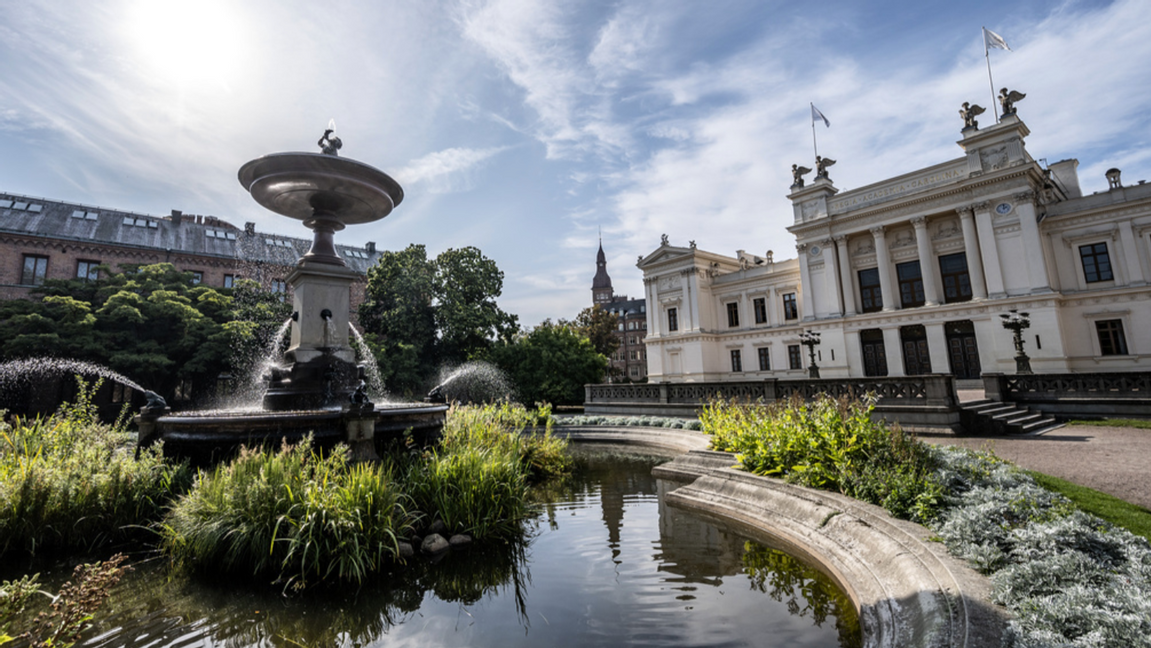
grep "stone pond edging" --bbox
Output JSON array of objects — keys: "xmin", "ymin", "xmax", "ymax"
[{"xmin": 550, "ymin": 425, "xmax": 1009, "ymax": 648}]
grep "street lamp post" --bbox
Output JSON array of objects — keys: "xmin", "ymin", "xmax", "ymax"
[
  {"xmin": 999, "ymin": 310, "xmax": 1033, "ymax": 374},
  {"xmin": 799, "ymin": 329, "xmax": 821, "ymax": 379}
]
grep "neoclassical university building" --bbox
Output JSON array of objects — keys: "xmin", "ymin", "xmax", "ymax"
[{"xmin": 638, "ymin": 108, "xmax": 1151, "ymax": 383}]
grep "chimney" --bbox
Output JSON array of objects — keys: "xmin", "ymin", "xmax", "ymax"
[
  {"xmin": 245, "ymin": 222, "xmax": 255, "ymax": 235},
  {"xmin": 366, "ymin": 241, "xmax": 376, "ymax": 253},
  {"xmin": 170, "ymin": 210, "xmax": 183, "ymax": 225}
]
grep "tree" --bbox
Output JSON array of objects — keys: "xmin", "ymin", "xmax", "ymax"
[
  {"xmin": 573, "ymin": 305, "xmax": 620, "ymax": 358},
  {"xmin": 483, "ymin": 321, "xmax": 607, "ymax": 406},
  {"xmin": 358, "ymin": 244, "xmax": 518, "ymax": 395}
]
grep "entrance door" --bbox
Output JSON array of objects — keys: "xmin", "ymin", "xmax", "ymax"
[
  {"xmin": 860, "ymin": 329, "xmax": 888, "ymax": 376},
  {"xmin": 945, "ymin": 320, "xmax": 981, "ymax": 379},
  {"xmin": 901, "ymin": 325, "xmax": 932, "ymax": 375}
]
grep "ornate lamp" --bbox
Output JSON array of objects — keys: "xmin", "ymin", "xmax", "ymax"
[
  {"xmin": 799, "ymin": 329, "xmax": 822, "ymax": 379},
  {"xmin": 999, "ymin": 310, "xmax": 1033, "ymax": 374}
]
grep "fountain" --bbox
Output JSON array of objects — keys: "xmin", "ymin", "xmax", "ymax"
[{"xmin": 140, "ymin": 129, "xmax": 448, "ymax": 462}]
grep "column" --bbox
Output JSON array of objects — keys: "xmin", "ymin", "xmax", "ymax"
[
  {"xmin": 972, "ymin": 202, "xmax": 1006, "ymax": 297},
  {"xmin": 956, "ymin": 207, "xmax": 988, "ymax": 299},
  {"xmin": 882, "ymin": 326, "xmax": 904, "ymax": 376},
  {"xmin": 797, "ymin": 243, "xmax": 815, "ymax": 321},
  {"xmin": 1118, "ymin": 220, "xmax": 1145, "ymax": 286},
  {"xmin": 871, "ymin": 226, "xmax": 896, "ymax": 311},
  {"xmin": 823, "ymin": 238, "xmax": 844, "ymax": 317},
  {"xmin": 911, "ymin": 216, "xmax": 940, "ymax": 305},
  {"xmin": 835, "ymin": 235, "xmax": 857, "ymax": 316},
  {"xmin": 768, "ymin": 285, "xmax": 778, "ymax": 326},
  {"xmin": 924, "ymin": 322, "xmax": 950, "ymax": 374},
  {"xmin": 1014, "ymin": 191, "xmax": 1052, "ymax": 293},
  {"xmin": 684, "ymin": 269, "xmax": 698, "ymax": 331},
  {"xmin": 644, "ymin": 277, "xmax": 660, "ymax": 336}
]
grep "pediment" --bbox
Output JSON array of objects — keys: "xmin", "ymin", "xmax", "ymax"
[{"xmin": 637, "ymin": 245, "xmax": 695, "ymax": 268}]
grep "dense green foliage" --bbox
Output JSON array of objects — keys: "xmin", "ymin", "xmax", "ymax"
[
  {"xmin": 358, "ymin": 244, "xmax": 518, "ymax": 395},
  {"xmin": 0, "ymin": 263, "xmax": 290, "ymax": 405},
  {"xmin": 0, "ymin": 382, "xmax": 191, "ymax": 556},
  {"xmin": 162, "ymin": 404, "xmax": 569, "ymax": 588},
  {"xmin": 483, "ymin": 321, "xmax": 608, "ymax": 406},
  {"xmin": 1027, "ymin": 470, "xmax": 1151, "ymax": 542},
  {"xmin": 702, "ymin": 395, "xmax": 944, "ymax": 522},
  {"xmin": 572, "ymin": 305, "xmax": 620, "ymax": 359},
  {"xmin": 161, "ymin": 439, "xmax": 412, "ymax": 589}
]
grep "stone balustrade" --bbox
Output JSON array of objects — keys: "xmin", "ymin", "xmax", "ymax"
[{"xmin": 983, "ymin": 371, "xmax": 1151, "ymax": 419}]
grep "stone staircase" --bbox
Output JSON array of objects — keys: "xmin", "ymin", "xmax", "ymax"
[{"xmin": 959, "ymin": 399, "xmax": 1063, "ymax": 435}]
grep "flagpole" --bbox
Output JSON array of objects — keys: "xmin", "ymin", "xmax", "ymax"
[
  {"xmin": 983, "ymin": 28, "xmax": 1000, "ymax": 122},
  {"xmin": 810, "ymin": 102, "xmax": 819, "ymax": 160}
]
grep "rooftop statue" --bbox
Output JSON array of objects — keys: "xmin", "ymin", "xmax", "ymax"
[
  {"xmin": 318, "ymin": 128, "xmax": 343, "ymax": 156},
  {"xmin": 791, "ymin": 163, "xmax": 812, "ymax": 188},
  {"xmin": 998, "ymin": 88, "xmax": 1026, "ymax": 116},
  {"xmin": 815, "ymin": 156, "xmax": 836, "ymax": 181},
  {"xmin": 960, "ymin": 102, "xmax": 985, "ymax": 129},
  {"xmin": 660, "ymin": 233, "xmax": 669, "ymax": 246}
]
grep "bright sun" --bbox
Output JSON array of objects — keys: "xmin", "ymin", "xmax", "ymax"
[{"xmin": 125, "ymin": 0, "xmax": 246, "ymax": 89}]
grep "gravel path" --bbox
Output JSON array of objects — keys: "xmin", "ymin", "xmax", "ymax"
[{"xmin": 919, "ymin": 424, "xmax": 1151, "ymax": 511}]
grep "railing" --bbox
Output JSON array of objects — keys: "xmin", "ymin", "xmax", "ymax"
[
  {"xmin": 587, "ymin": 376, "xmax": 956, "ymax": 409},
  {"xmin": 982, "ymin": 371, "xmax": 1151, "ymax": 419}
]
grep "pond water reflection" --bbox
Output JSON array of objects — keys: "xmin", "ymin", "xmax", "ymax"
[{"xmin": 11, "ymin": 445, "xmax": 859, "ymax": 647}]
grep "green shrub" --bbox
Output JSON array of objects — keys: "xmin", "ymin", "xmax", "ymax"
[
  {"xmin": 440, "ymin": 403, "xmax": 572, "ymax": 482},
  {"xmin": 161, "ymin": 439, "xmax": 413, "ymax": 589},
  {"xmin": 402, "ymin": 445, "xmax": 527, "ymax": 540},
  {"xmin": 0, "ymin": 380, "xmax": 191, "ymax": 556},
  {"xmin": 701, "ymin": 395, "xmax": 943, "ymax": 522}
]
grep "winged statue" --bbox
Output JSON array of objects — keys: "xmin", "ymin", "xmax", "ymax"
[
  {"xmin": 815, "ymin": 155, "xmax": 836, "ymax": 179},
  {"xmin": 998, "ymin": 88, "xmax": 1026, "ymax": 116},
  {"xmin": 960, "ymin": 102, "xmax": 986, "ymax": 129},
  {"xmin": 791, "ymin": 163, "xmax": 812, "ymax": 187}
]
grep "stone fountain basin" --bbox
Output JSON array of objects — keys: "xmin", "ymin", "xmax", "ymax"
[
  {"xmin": 238, "ymin": 153, "xmax": 404, "ymax": 225},
  {"xmin": 154, "ymin": 402, "xmax": 447, "ymax": 464}
]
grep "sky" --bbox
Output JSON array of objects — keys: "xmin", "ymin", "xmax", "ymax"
[{"xmin": 2, "ymin": 0, "xmax": 1150, "ymax": 327}]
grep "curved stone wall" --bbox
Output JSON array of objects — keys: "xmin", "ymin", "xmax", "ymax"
[{"xmin": 552, "ymin": 426, "xmax": 1008, "ymax": 648}]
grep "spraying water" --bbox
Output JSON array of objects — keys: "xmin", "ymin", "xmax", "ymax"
[
  {"xmin": 429, "ymin": 361, "xmax": 516, "ymax": 404},
  {"xmin": 0, "ymin": 358, "xmax": 148, "ymax": 413},
  {"xmin": 348, "ymin": 324, "xmax": 386, "ymax": 401}
]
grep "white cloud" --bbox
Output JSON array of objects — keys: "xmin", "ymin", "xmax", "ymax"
[{"xmin": 394, "ymin": 146, "xmax": 508, "ymax": 193}]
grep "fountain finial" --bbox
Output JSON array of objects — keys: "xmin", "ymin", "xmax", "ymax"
[{"xmin": 318, "ymin": 122, "xmax": 342, "ymax": 156}]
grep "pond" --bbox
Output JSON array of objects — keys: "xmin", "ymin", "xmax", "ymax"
[{"xmin": 7, "ymin": 445, "xmax": 859, "ymax": 647}]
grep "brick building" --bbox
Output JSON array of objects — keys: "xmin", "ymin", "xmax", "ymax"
[
  {"xmin": 591, "ymin": 240, "xmax": 648, "ymax": 381},
  {"xmin": 0, "ymin": 191, "xmax": 382, "ymax": 313}
]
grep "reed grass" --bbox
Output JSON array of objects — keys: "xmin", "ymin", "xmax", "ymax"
[
  {"xmin": 0, "ymin": 380, "xmax": 191, "ymax": 556},
  {"xmin": 160, "ymin": 438, "xmax": 413, "ymax": 589}
]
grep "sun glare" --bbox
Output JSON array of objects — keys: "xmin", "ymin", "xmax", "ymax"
[{"xmin": 126, "ymin": 0, "xmax": 246, "ymax": 90}]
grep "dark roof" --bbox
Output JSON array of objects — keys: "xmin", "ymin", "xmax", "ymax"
[
  {"xmin": 592, "ymin": 241, "xmax": 612, "ymax": 290},
  {"xmin": 0, "ymin": 192, "xmax": 381, "ymax": 274}
]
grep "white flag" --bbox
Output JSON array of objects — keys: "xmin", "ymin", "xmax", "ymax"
[
  {"xmin": 983, "ymin": 27, "xmax": 1010, "ymax": 52},
  {"xmin": 811, "ymin": 104, "xmax": 830, "ymax": 128}
]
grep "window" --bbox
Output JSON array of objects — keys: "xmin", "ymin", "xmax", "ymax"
[
  {"xmin": 897, "ymin": 261, "xmax": 925, "ymax": 308},
  {"xmin": 189, "ymin": 271, "xmax": 203, "ymax": 285},
  {"xmin": 939, "ymin": 253, "xmax": 973, "ymax": 303},
  {"xmin": 629, "ymin": 366, "xmax": 639, "ymax": 377},
  {"xmin": 726, "ymin": 302, "xmax": 740, "ymax": 327},
  {"xmin": 668, "ymin": 307, "xmax": 678, "ymax": 331},
  {"xmin": 788, "ymin": 344, "xmax": 802, "ymax": 370},
  {"xmin": 21, "ymin": 255, "xmax": 48, "ymax": 286},
  {"xmin": 1079, "ymin": 243, "xmax": 1113, "ymax": 283},
  {"xmin": 753, "ymin": 297, "xmax": 767, "ymax": 324},
  {"xmin": 223, "ymin": 274, "xmax": 235, "ymax": 288},
  {"xmin": 271, "ymin": 279, "xmax": 288, "ymax": 294},
  {"xmin": 757, "ymin": 347, "xmax": 771, "ymax": 371},
  {"xmin": 76, "ymin": 260, "xmax": 100, "ymax": 282},
  {"xmin": 1095, "ymin": 319, "xmax": 1128, "ymax": 355},
  {"xmin": 730, "ymin": 349, "xmax": 742, "ymax": 372},
  {"xmin": 858, "ymin": 268, "xmax": 882, "ymax": 313},
  {"xmin": 782, "ymin": 293, "xmax": 798, "ymax": 320}
]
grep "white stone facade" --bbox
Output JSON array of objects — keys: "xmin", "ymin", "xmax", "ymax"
[{"xmin": 639, "ymin": 114, "xmax": 1151, "ymax": 382}]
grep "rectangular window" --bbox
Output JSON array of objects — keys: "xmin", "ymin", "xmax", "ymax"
[
  {"xmin": 757, "ymin": 347, "xmax": 771, "ymax": 371},
  {"xmin": 223, "ymin": 274, "xmax": 235, "ymax": 288},
  {"xmin": 1096, "ymin": 319, "xmax": 1128, "ymax": 355},
  {"xmin": 782, "ymin": 293, "xmax": 798, "ymax": 320},
  {"xmin": 1079, "ymin": 242, "xmax": 1114, "ymax": 283},
  {"xmin": 21, "ymin": 255, "xmax": 48, "ymax": 286},
  {"xmin": 189, "ymin": 271, "xmax": 203, "ymax": 285},
  {"xmin": 726, "ymin": 302, "xmax": 740, "ymax": 327},
  {"xmin": 271, "ymin": 279, "xmax": 287, "ymax": 293},
  {"xmin": 939, "ymin": 253, "xmax": 973, "ymax": 303},
  {"xmin": 753, "ymin": 297, "xmax": 767, "ymax": 324},
  {"xmin": 897, "ymin": 261, "xmax": 925, "ymax": 308},
  {"xmin": 629, "ymin": 366, "xmax": 639, "ymax": 377},
  {"xmin": 858, "ymin": 268, "xmax": 882, "ymax": 313},
  {"xmin": 730, "ymin": 349, "xmax": 742, "ymax": 372},
  {"xmin": 76, "ymin": 260, "xmax": 100, "ymax": 282},
  {"xmin": 788, "ymin": 344, "xmax": 802, "ymax": 370},
  {"xmin": 667, "ymin": 307, "xmax": 678, "ymax": 331}
]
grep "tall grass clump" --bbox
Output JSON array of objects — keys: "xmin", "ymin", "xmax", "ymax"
[
  {"xmin": 161, "ymin": 438, "xmax": 413, "ymax": 589},
  {"xmin": 0, "ymin": 380, "xmax": 191, "ymax": 556},
  {"xmin": 701, "ymin": 395, "xmax": 943, "ymax": 522},
  {"xmin": 439, "ymin": 402, "xmax": 572, "ymax": 482}
]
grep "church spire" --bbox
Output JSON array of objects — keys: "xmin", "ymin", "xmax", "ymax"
[{"xmin": 592, "ymin": 235, "xmax": 613, "ymax": 304}]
